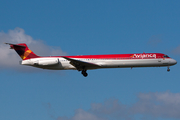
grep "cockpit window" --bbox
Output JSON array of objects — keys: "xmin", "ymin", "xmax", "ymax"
[{"xmin": 163, "ymin": 55, "xmax": 169, "ymax": 58}]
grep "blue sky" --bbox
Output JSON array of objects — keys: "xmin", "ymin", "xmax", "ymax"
[{"xmin": 0, "ymin": 0, "xmax": 180, "ymax": 120}]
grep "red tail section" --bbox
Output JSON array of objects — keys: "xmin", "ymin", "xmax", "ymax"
[{"xmin": 6, "ymin": 43, "xmax": 39, "ymax": 60}]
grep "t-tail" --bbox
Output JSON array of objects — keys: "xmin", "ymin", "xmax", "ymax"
[{"xmin": 5, "ymin": 43, "xmax": 39, "ymax": 60}]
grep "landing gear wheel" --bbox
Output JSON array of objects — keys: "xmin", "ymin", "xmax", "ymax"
[
  {"xmin": 167, "ymin": 67, "xmax": 170, "ymax": 72},
  {"xmin": 81, "ymin": 70, "xmax": 88, "ymax": 77},
  {"xmin": 83, "ymin": 73, "xmax": 88, "ymax": 77}
]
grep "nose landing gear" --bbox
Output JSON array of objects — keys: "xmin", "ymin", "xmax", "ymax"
[
  {"xmin": 81, "ymin": 70, "xmax": 88, "ymax": 77},
  {"xmin": 167, "ymin": 66, "xmax": 170, "ymax": 72}
]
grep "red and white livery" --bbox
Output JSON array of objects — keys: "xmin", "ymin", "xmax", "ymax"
[{"xmin": 6, "ymin": 43, "xmax": 177, "ymax": 77}]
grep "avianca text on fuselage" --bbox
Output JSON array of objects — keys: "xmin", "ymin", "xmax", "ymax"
[
  {"xmin": 5, "ymin": 43, "xmax": 177, "ymax": 77},
  {"xmin": 131, "ymin": 54, "xmax": 156, "ymax": 58}
]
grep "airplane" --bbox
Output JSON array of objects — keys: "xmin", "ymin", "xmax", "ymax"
[{"xmin": 5, "ymin": 43, "xmax": 177, "ymax": 77}]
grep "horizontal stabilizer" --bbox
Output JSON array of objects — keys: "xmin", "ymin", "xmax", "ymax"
[{"xmin": 5, "ymin": 43, "xmax": 26, "ymax": 48}]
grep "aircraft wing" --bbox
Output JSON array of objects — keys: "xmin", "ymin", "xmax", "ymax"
[{"xmin": 62, "ymin": 57, "xmax": 100, "ymax": 71}]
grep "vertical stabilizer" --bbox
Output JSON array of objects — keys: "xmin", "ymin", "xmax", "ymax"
[{"xmin": 5, "ymin": 43, "xmax": 39, "ymax": 60}]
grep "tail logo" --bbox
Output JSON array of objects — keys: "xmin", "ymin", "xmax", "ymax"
[{"xmin": 21, "ymin": 50, "xmax": 32, "ymax": 60}]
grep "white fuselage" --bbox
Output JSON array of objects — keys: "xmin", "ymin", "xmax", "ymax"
[
  {"xmin": 21, "ymin": 57, "xmax": 177, "ymax": 70},
  {"xmin": 6, "ymin": 42, "xmax": 177, "ymax": 77}
]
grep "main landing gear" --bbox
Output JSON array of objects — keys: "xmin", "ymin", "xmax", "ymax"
[
  {"xmin": 81, "ymin": 70, "xmax": 88, "ymax": 77},
  {"xmin": 167, "ymin": 66, "xmax": 170, "ymax": 72}
]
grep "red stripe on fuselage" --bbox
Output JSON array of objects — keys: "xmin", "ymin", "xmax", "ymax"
[{"xmin": 37, "ymin": 53, "xmax": 170, "ymax": 59}]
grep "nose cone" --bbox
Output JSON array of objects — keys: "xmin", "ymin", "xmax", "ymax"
[{"xmin": 170, "ymin": 59, "xmax": 177, "ymax": 65}]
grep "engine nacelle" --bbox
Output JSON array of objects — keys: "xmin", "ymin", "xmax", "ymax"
[{"xmin": 34, "ymin": 59, "xmax": 59, "ymax": 66}]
